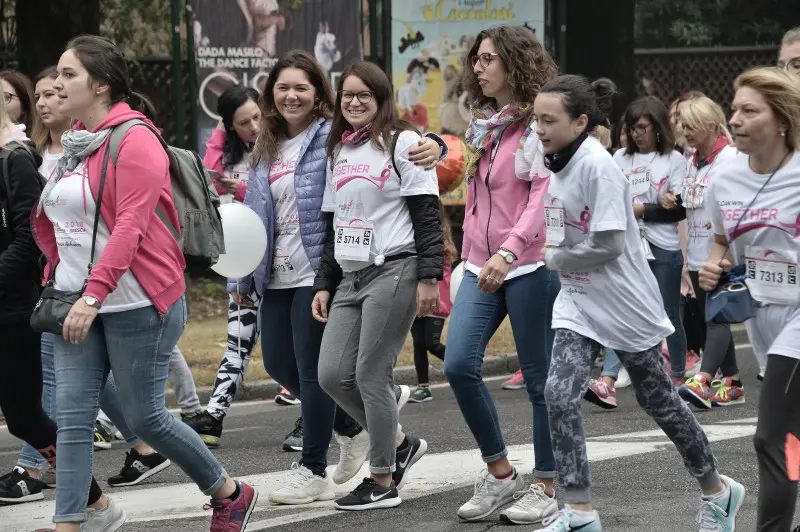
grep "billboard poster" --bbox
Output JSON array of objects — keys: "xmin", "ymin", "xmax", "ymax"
[
  {"xmin": 191, "ymin": 0, "xmax": 362, "ymax": 153},
  {"xmin": 391, "ymin": 0, "xmax": 545, "ymax": 204}
]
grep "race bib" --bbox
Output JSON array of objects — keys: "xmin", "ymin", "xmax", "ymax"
[
  {"xmin": 231, "ymin": 170, "xmax": 248, "ymax": 181},
  {"xmin": 628, "ymin": 168, "xmax": 651, "ymax": 198},
  {"xmin": 683, "ymin": 173, "xmax": 709, "ymax": 209},
  {"xmin": 544, "ymin": 195, "xmax": 565, "ymax": 246},
  {"xmin": 745, "ymin": 246, "xmax": 800, "ymax": 306},
  {"xmin": 271, "ymin": 253, "xmax": 297, "ymax": 284},
  {"xmin": 335, "ymin": 221, "xmax": 373, "ymax": 262}
]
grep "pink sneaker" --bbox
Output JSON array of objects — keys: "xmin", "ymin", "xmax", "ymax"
[
  {"xmin": 502, "ymin": 369, "xmax": 525, "ymax": 390},
  {"xmin": 685, "ymin": 350, "xmax": 702, "ymax": 376},
  {"xmin": 583, "ymin": 379, "xmax": 618, "ymax": 409},
  {"xmin": 205, "ymin": 481, "xmax": 258, "ymax": 531}
]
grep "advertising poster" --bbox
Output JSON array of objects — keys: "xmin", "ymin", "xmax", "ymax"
[
  {"xmin": 391, "ymin": 0, "xmax": 545, "ymax": 204},
  {"xmin": 192, "ymin": 0, "xmax": 362, "ymax": 153}
]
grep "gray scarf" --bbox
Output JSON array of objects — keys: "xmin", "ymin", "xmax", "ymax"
[{"xmin": 37, "ymin": 128, "xmax": 112, "ymax": 215}]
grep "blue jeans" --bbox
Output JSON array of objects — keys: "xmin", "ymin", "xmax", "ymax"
[
  {"xmin": 649, "ymin": 243, "xmax": 687, "ymax": 377},
  {"xmin": 601, "ymin": 349, "xmax": 622, "ymax": 380},
  {"xmin": 260, "ymin": 287, "xmax": 360, "ymax": 476},
  {"xmin": 444, "ymin": 267, "xmax": 559, "ymax": 478},
  {"xmin": 53, "ymin": 298, "xmax": 226, "ymax": 522},
  {"xmin": 17, "ymin": 334, "xmax": 56, "ymax": 471}
]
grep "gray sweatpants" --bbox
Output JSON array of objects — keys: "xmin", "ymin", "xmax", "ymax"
[
  {"xmin": 169, "ymin": 346, "xmax": 201, "ymax": 415},
  {"xmin": 545, "ymin": 328, "xmax": 720, "ymax": 504},
  {"xmin": 318, "ymin": 257, "xmax": 418, "ymax": 474}
]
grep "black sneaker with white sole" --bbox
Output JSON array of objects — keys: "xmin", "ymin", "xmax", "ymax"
[
  {"xmin": 334, "ymin": 478, "xmax": 401, "ymax": 511},
  {"xmin": 107, "ymin": 449, "xmax": 172, "ymax": 487},
  {"xmin": 0, "ymin": 466, "xmax": 45, "ymax": 504},
  {"xmin": 393, "ymin": 434, "xmax": 428, "ymax": 490}
]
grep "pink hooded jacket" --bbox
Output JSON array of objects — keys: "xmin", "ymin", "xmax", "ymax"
[{"xmin": 203, "ymin": 129, "xmax": 247, "ymax": 202}]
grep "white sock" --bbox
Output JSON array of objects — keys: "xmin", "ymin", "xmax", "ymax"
[
  {"xmin": 705, "ymin": 480, "xmax": 731, "ymax": 501},
  {"xmin": 566, "ymin": 505, "xmax": 596, "ymax": 521}
]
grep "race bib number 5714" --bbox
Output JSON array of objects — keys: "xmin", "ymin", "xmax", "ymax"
[{"xmin": 335, "ymin": 224, "xmax": 373, "ymax": 262}]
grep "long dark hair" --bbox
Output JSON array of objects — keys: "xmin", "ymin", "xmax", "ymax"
[
  {"xmin": 66, "ymin": 35, "xmax": 135, "ymax": 108},
  {"xmin": 327, "ymin": 61, "xmax": 416, "ymax": 158},
  {"xmin": 540, "ymin": 75, "xmax": 617, "ymax": 135},
  {"xmin": 217, "ymin": 85, "xmax": 259, "ymax": 168},
  {"xmin": 252, "ymin": 50, "xmax": 335, "ymax": 168},
  {"xmin": 623, "ymin": 96, "xmax": 675, "ymax": 155},
  {"xmin": 1, "ymin": 69, "xmax": 35, "ymax": 132}
]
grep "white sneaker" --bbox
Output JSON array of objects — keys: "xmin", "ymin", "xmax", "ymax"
[
  {"xmin": 394, "ymin": 385, "xmax": 411, "ymax": 411},
  {"xmin": 499, "ymin": 483, "xmax": 558, "ymax": 524},
  {"xmin": 81, "ymin": 497, "xmax": 127, "ymax": 532},
  {"xmin": 269, "ymin": 463, "xmax": 335, "ymax": 505},
  {"xmin": 615, "ymin": 367, "xmax": 631, "ymax": 389},
  {"xmin": 332, "ymin": 430, "xmax": 370, "ymax": 484},
  {"xmin": 539, "ymin": 506, "xmax": 603, "ymax": 531},
  {"xmin": 457, "ymin": 469, "xmax": 525, "ymax": 521}
]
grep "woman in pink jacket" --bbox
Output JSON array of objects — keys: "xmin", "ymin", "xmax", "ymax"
[
  {"xmin": 443, "ymin": 25, "xmax": 561, "ymax": 526},
  {"xmin": 32, "ymin": 36, "xmax": 256, "ymax": 532}
]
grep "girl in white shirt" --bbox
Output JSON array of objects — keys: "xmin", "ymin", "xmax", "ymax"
[
  {"xmin": 699, "ymin": 67, "xmax": 800, "ymax": 532},
  {"xmin": 536, "ymin": 74, "xmax": 744, "ymax": 532}
]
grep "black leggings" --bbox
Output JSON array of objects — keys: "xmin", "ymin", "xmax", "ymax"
[
  {"xmin": 411, "ymin": 317, "xmax": 446, "ymax": 384},
  {"xmin": 0, "ymin": 320, "xmax": 103, "ymax": 505},
  {"xmin": 687, "ymin": 271, "xmax": 739, "ymax": 377},
  {"xmin": 754, "ymin": 354, "xmax": 800, "ymax": 531}
]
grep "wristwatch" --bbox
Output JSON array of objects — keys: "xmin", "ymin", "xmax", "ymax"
[
  {"xmin": 82, "ymin": 296, "xmax": 102, "ymax": 310},
  {"xmin": 497, "ymin": 248, "xmax": 516, "ymax": 265},
  {"xmin": 420, "ymin": 278, "xmax": 438, "ymax": 285}
]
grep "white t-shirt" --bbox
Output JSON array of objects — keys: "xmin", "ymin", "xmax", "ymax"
[
  {"xmin": 323, "ymin": 131, "xmax": 440, "ymax": 273},
  {"xmin": 549, "ymin": 137, "xmax": 674, "ymax": 352},
  {"xmin": 219, "ymin": 157, "xmax": 250, "ymax": 205},
  {"xmin": 683, "ymin": 145, "xmax": 736, "ymax": 271},
  {"xmin": 267, "ymin": 129, "xmax": 315, "ymax": 289},
  {"xmin": 708, "ymin": 150, "xmax": 800, "ymax": 360},
  {"xmin": 43, "ymin": 162, "xmax": 151, "ymax": 313},
  {"xmin": 613, "ymin": 149, "xmax": 687, "ymax": 251},
  {"xmin": 38, "ymin": 147, "xmax": 62, "ymax": 180}
]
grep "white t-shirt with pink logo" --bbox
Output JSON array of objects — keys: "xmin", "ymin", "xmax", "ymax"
[
  {"xmin": 267, "ymin": 127, "xmax": 315, "ymax": 289},
  {"xmin": 613, "ymin": 149, "xmax": 687, "ymax": 251},
  {"xmin": 323, "ymin": 130, "xmax": 440, "ymax": 273},
  {"xmin": 43, "ymin": 162, "xmax": 152, "ymax": 313},
  {"xmin": 709, "ymin": 150, "xmax": 800, "ymax": 360},
  {"xmin": 549, "ymin": 137, "xmax": 673, "ymax": 352}
]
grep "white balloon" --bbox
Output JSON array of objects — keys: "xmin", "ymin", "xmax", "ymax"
[
  {"xmin": 211, "ymin": 203, "xmax": 268, "ymax": 279},
  {"xmin": 450, "ymin": 261, "xmax": 465, "ymax": 305}
]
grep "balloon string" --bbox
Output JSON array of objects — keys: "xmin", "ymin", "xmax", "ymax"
[{"xmin": 236, "ymin": 279, "xmax": 242, "ymax": 362}]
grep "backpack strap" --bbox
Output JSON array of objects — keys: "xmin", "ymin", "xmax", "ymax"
[
  {"xmin": 390, "ymin": 130, "xmax": 403, "ymax": 183},
  {"xmin": 107, "ymin": 119, "xmax": 179, "ymax": 241}
]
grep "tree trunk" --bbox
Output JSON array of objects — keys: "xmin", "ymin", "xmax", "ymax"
[{"xmin": 15, "ymin": 0, "xmax": 100, "ymax": 77}]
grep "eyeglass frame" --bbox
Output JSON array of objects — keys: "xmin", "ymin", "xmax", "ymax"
[
  {"xmin": 340, "ymin": 90, "xmax": 374, "ymax": 104},
  {"xmin": 627, "ymin": 122, "xmax": 653, "ymax": 136},
  {"xmin": 778, "ymin": 56, "xmax": 800, "ymax": 73},
  {"xmin": 3, "ymin": 92, "xmax": 18, "ymax": 105},
  {"xmin": 471, "ymin": 52, "xmax": 499, "ymax": 69}
]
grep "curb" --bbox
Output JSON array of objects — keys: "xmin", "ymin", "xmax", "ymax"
[{"xmin": 166, "ymin": 353, "xmax": 520, "ymax": 408}]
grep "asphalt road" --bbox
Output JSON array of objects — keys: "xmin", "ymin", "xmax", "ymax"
[{"xmin": 1, "ymin": 343, "xmax": 796, "ymax": 532}]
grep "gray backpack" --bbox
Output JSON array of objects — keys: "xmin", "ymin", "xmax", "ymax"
[{"xmin": 108, "ymin": 119, "xmax": 225, "ymax": 270}]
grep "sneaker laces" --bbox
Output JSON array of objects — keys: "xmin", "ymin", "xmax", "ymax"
[
  {"xmin": 203, "ymin": 498, "xmax": 230, "ymax": 528},
  {"xmin": 710, "ymin": 380, "xmax": 734, "ymax": 400},
  {"xmin": 283, "ymin": 462, "xmax": 314, "ymax": 490},
  {"xmin": 511, "ymin": 483, "xmax": 549, "ymax": 510},
  {"xmin": 335, "ymin": 431, "xmax": 360, "ymax": 463},
  {"xmin": 592, "ymin": 380, "xmax": 611, "ymax": 395},
  {"xmin": 541, "ymin": 508, "xmax": 570, "ymax": 529},
  {"xmin": 696, "ymin": 499, "xmax": 726, "ymax": 531},
  {"xmin": 467, "ymin": 471, "xmax": 494, "ymax": 504},
  {"xmin": 117, "ymin": 451, "xmax": 137, "ymax": 476}
]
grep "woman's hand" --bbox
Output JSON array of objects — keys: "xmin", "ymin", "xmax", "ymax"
[
  {"xmin": 632, "ymin": 203, "xmax": 645, "ymax": 218},
  {"xmin": 660, "ymin": 192, "xmax": 678, "ymax": 210},
  {"xmin": 312, "ymin": 291, "xmax": 331, "ymax": 323},
  {"xmin": 681, "ymin": 265, "xmax": 695, "ymax": 298},
  {"xmin": 477, "ymin": 254, "xmax": 510, "ymax": 294},
  {"xmin": 408, "ymin": 137, "xmax": 443, "ymax": 170},
  {"xmin": 416, "ymin": 282, "xmax": 440, "ymax": 317},
  {"xmin": 699, "ymin": 259, "xmax": 731, "ymax": 292},
  {"xmin": 232, "ymin": 292, "xmax": 256, "ymax": 307},
  {"xmin": 541, "ymin": 246, "xmax": 553, "ymax": 269},
  {"xmin": 219, "ymin": 177, "xmax": 239, "ymax": 194},
  {"xmin": 216, "ymin": 120, "xmax": 226, "ymax": 131},
  {"xmin": 63, "ymin": 298, "xmax": 99, "ymax": 344}
]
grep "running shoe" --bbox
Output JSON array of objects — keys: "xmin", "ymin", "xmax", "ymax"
[
  {"xmin": 41, "ymin": 465, "xmax": 56, "ymax": 488},
  {"xmin": 409, "ymin": 386, "xmax": 433, "ymax": 403},
  {"xmin": 502, "ymin": 369, "xmax": 525, "ymax": 390},
  {"xmin": 184, "ymin": 410, "xmax": 223, "ymax": 449},
  {"xmin": 538, "ymin": 506, "xmax": 602, "ymax": 531},
  {"xmin": 93, "ymin": 421, "xmax": 113, "ymax": 450},
  {"xmin": 332, "ymin": 429, "xmax": 370, "ymax": 484},
  {"xmin": 457, "ymin": 469, "xmax": 524, "ymax": 521},
  {"xmin": 393, "ymin": 434, "xmax": 428, "ymax": 490},
  {"xmin": 671, "ymin": 376, "xmax": 685, "ymax": 388},
  {"xmin": 275, "ymin": 387, "xmax": 301, "ymax": 406},
  {"xmin": 696, "ymin": 475, "xmax": 745, "ymax": 532},
  {"xmin": 394, "ymin": 384, "xmax": 411, "ymax": 410},
  {"xmin": 680, "ymin": 374, "xmax": 713, "ymax": 410},
  {"xmin": 206, "ymin": 480, "xmax": 258, "ymax": 532},
  {"xmin": 615, "ymin": 367, "xmax": 631, "ymax": 389},
  {"xmin": 685, "ymin": 350, "xmax": 702, "ymax": 377},
  {"xmin": 282, "ymin": 416, "xmax": 303, "ymax": 452},
  {"xmin": 81, "ymin": 497, "xmax": 127, "ymax": 532},
  {"xmin": 180, "ymin": 410, "xmax": 204, "ymax": 422},
  {"xmin": 0, "ymin": 466, "xmax": 45, "ymax": 504},
  {"xmin": 107, "ymin": 449, "xmax": 172, "ymax": 487},
  {"xmin": 757, "ymin": 371, "xmax": 765, "ymax": 382},
  {"xmin": 269, "ymin": 463, "xmax": 335, "ymax": 505},
  {"xmin": 584, "ymin": 379, "xmax": 618, "ymax": 409},
  {"xmin": 711, "ymin": 378, "xmax": 745, "ymax": 407},
  {"xmin": 499, "ymin": 483, "xmax": 558, "ymax": 524},
  {"xmin": 334, "ymin": 478, "xmax": 401, "ymax": 511}
]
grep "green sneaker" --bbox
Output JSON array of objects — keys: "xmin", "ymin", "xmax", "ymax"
[{"xmin": 409, "ymin": 386, "xmax": 433, "ymax": 403}]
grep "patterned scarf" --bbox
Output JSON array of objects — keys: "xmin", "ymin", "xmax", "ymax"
[
  {"xmin": 341, "ymin": 123, "xmax": 373, "ymax": 146},
  {"xmin": 464, "ymin": 104, "xmax": 525, "ymax": 180}
]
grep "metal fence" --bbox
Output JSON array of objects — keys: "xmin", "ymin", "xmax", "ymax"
[
  {"xmin": 131, "ymin": 57, "xmax": 193, "ymax": 147},
  {"xmin": 634, "ymin": 45, "xmax": 780, "ymax": 112}
]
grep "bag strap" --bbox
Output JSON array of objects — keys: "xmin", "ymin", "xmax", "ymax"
[
  {"xmin": 88, "ymin": 148, "xmax": 110, "ymax": 276},
  {"xmin": 719, "ymin": 149, "xmax": 792, "ymax": 266},
  {"xmin": 0, "ymin": 149, "xmax": 12, "ymax": 234},
  {"xmin": 390, "ymin": 130, "xmax": 403, "ymax": 183}
]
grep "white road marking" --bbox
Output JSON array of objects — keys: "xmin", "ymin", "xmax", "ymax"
[{"xmin": 0, "ymin": 419, "xmax": 757, "ymax": 531}]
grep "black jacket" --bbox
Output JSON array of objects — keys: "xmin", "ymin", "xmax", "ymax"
[{"xmin": 0, "ymin": 143, "xmax": 44, "ymax": 322}]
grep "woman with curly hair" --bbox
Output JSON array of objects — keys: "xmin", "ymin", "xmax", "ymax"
[{"xmin": 443, "ymin": 25, "xmax": 561, "ymax": 525}]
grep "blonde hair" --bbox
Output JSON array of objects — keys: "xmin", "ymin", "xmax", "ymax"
[
  {"xmin": 591, "ymin": 125, "xmax": 612, "ymax": 149},
  {"xmin": 678, "ymin": 96, "xmax": 733, "ymax": 144},
  {"xmin": 734, "ymin": 67, "xmax": 800, "ymax": 151},
  {"xmin": 0, "ymin": 83, "xmax": 27, "ymax": 151}
]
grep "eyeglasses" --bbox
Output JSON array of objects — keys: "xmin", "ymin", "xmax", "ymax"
[
  {"xmin": 341, "ymin": 91, "xmax": 373, "ymax": 104},
  {"xmin": 471, "ymin": 52, "xmax": 499, "ymax": 68},
  {"xmin": 628, "ymin": 123, "xmax": 652, "ymax": 136},
  {"xmin": 3, "ymin": 92, "xmax": 18, "ymax": 105},
  {"xmin": 778, "ymin": 56, "xmax": 800, "ymax": 74}
]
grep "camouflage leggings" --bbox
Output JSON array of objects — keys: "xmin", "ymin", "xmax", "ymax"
[{"xmin": 544, "ymin": 328, "xmax": 720, "ymax": 503}]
